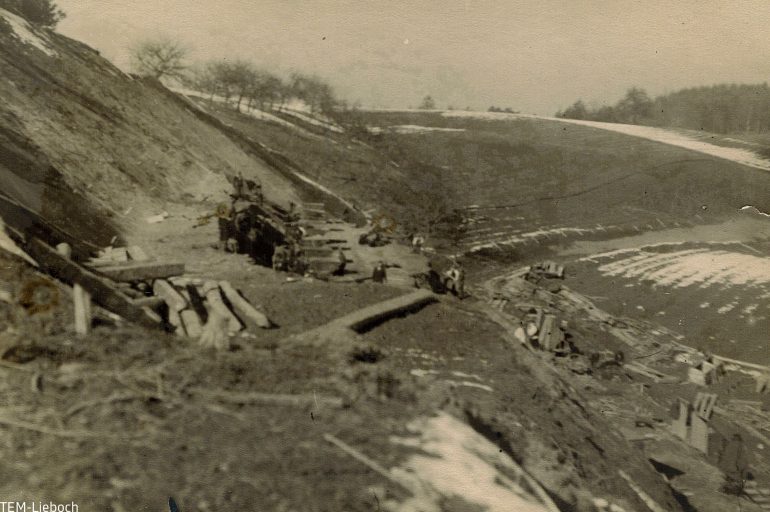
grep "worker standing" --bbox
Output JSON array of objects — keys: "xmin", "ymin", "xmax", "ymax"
[
  {"xmin": 272, "ymin": 245, "xmax": 287, "ymax": 272},
  {"xmin": 334, "ymin": 248, "xmax": 347, "ymax": 276},
  {"xmin": 372, "ymin": 261, "xmax": 387, "ymax": 283},
  {"xmin": 445, "ymin": 259, "xmax": 466, "ymax": 298},
  {"xmin": 411, "ymin": 233, "xmax": 425, "ymax": 253}
]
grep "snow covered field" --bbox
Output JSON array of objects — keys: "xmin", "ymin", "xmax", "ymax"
[{"xmin": 590, "ymin": 247, "xmax": 770, "ymax": 295}]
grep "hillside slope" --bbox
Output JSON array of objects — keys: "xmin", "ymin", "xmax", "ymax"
[
  {"xmin": 360, "ymin": 111, "xmax": 770, "ymax": 256},
  {"xmin": 0, "ymin": 8, "xmax": 300, "ymax": 253}
]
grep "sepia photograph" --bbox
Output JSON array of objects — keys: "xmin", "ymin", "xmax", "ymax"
[{"xmin": 0, "ymin": 1, "xmax": 769, "ymax": 510}]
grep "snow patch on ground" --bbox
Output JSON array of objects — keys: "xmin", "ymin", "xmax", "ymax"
[
  {"xmin": 169, "ymin": 87, "xmax": 326, "ymax": 138},
  {"xmin": 718, "ymin": 303, "xmax": 737, "ymax": 314},
  {"xmin": 598, "ymin": 249, "xmax": 770, "ymax": 288},
  {"xmin": 282, "ymin": 108, "xmax": 344, "ymax": 133},
  {"xmin": 368, "ymin": 125, "xmax": 466, "ymax": 134},
  {"xmin": 0, "ymin": 8, "xmax": 56, "ymax": 56},
  {"xmin": 388, "ymin": 412, "xmax": 554, "ymax": 512},
  {"xmin": 741, "ymin": 205, "xmax": 770, "ymax": 218},
  {"xmin": 468, "ymin": 226, "xmax": 598, "ymax": 253}
]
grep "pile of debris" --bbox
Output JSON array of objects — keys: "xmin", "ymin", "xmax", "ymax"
[
  {"xmin": 525, "ymin": 260, "xmax": 565, "ymax": 291},
  {"xmin": 159, "ymin": 278, "xmax": 272, "ymax": 349},
  {"xmin": 13, "ymin": 233, "xmax": 272, "ymax": 350},
  {"xmin": 513, "ymin": 305, "xmax": 570, "ymax": 354}
]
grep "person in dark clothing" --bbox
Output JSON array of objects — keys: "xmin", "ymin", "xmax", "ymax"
[
  {"xmin": 372, "ymin": 261, "xmax": 387, "ymax": 283},
  {"xmin": 333, "ymin": 248, "xmax": 347, "ymax": 276}
]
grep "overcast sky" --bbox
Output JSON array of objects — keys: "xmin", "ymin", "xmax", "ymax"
[{"xmin": 56, "ymin": 0, "xmax": 770, "ymax": 115}]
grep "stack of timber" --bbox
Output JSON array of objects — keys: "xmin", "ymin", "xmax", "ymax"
[
  {"xmin": 86, "ymin": 245, "xmax": 184, "ymax": 282},
  {"xmin": 21, "ymin": 238, "xmax": 164, "ymax": 330},
  {"xmin": 164, "ymin": 277, "xmax": 273, "ymax": 349}
]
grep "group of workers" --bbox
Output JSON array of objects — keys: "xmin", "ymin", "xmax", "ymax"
[
  {"xmin": 271, "ymin": 243, "xmax": 305, "ymax": 274},
  {"xmin": 270, "ymin": 221, "xmax": 466, "ymax": 298}
]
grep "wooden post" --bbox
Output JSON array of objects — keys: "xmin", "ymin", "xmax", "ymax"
[
  {"xmin": 73, "ymin": 283, "xmax": 92, "ymax": 336},
  {"xmin": 56, "ymin": 243, "xmax": 91, "ymax": 336}
]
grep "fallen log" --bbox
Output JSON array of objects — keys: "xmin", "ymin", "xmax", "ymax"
[
  {"xmin": 218, "ymin": 281, "xmax": 271, "ymax": 329},
  {"xmin": 23, "ymin": 238, "xmax": 160, "ymax": 329},
  {"xmin": 93, "ymin": 261, "xmax": 184, "ymax": 282}
]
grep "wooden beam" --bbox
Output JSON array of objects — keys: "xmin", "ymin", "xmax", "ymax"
[
  {"xmin": 73, "ymin": 283, "xmax": 91, "ymax": 336},
  {"xmin": 202, "ymin": 281, "xmax": 242, "ymax": 333},
  {"xmin": 219, "ymin": 281, "xmax": 271, "ymax": 329},
  {"xmin": 130, "ymin": 296, "xmax": 165, "ymax": 309},
  {"xmin": 152, "ymin": 279, "xmax": 187, "ymax": 312},
  {"xmin": 94, "ymin": 261, "xmax": 184, "ymax": 282},
  {"xmin": 126, "ymin": 246, "xmax": 150, "ymax": 261},
  {"xmin": 338, "ymin": 289, "xmax": 437, "ymax": 333},
  {"xmin": 180, "ymin": 309, "xmax": 203, "ymax": 338},
  {"xmin": 185, "ymin": 284, "xmax": 208, "ymax": 323},
  {"xmin": 24, "ymin": 238, "xmax": 160, "ymax": 329}
]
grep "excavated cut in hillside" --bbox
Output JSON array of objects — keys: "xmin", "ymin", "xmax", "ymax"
[{"xmin": 0, "ymin": 8, "xmax": 300, "ymax": 253}]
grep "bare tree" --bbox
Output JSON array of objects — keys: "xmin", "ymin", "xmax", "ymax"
[
  {"xmin": 419, "ymin": 95, "xmax": 436, "ymax": 110},
  {"xmin": 131, "ymin": 38, "xmax": 189, "ymax": 80},
  {"xmin": 289, "ymin": 73, "xmax": 337, "ymax": 114}
]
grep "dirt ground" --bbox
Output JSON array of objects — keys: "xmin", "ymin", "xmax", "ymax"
[{"xmin": 0, "ymin": 192, "xmax": 700, "ymax": 511}]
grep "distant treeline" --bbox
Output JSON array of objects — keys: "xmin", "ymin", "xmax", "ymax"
[
  {"xmin": 190, "ymin": 61, "xmax": 337, "ymax": 116},
  {"xmin": 556, "ymin": 83, "xmax": 770, "ymax": 134}
]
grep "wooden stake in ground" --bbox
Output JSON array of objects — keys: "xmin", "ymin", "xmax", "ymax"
[
  {"xmin": 56, "ymin": 243, "xmax": 91, "ymax": 336},
  {"xmin": 73, "ymin": 283, "xmax": 92, "ymax": 336}
]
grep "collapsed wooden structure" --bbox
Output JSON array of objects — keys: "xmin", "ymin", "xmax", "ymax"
[{"xmin": 12, "ymin": 229, "xmax": 273, "ymax": 344}]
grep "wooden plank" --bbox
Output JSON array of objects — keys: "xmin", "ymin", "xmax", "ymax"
[
  {"xmin": 152, "ymin": 279, "xmax": 187, "ymax": 312},
  {"xmin": 202, "ymin": 281, "xmax": 242, "ymax": 333},
  {"xmin": 713, "ymin": 354, "xmax": 770, "ymax": 373},
  {"xmin": 180, "ymin": 309, "xmax": 203, "ymax": 338},
  {"xmin": 338, "ymin": 289, "xmax": 437, "ymax": 333},
  {"xmin": 300, "ymin": 247, "xmax": 334, "ymax": 257},
  {"xmin": 73, "ymin": 283, "xmax": 91, "ymax": 336},
  {"xmin": 185, "ymin": 284, "xmax": 208, "ymax": 323},
  {"xmin": 168, "ymin": 309, "xmax": 184, "ymax": 335},
  {"xmin": 130, "ymin": 296, "xmax": 165, "ymax": 309},
  {"xmin": 94, "ymin": 261, "xmax": 184, "ymax": 282},
  {"xmin": 219, "ymin": 281, "xmax": 271, "ymax": 329},
  {"xmin": 126, "ymin": 246, "xmax": 150, "ymax": 261},
  {"xmin": 101, "ymin": 247, "xmax": 128, "ymax": 262},
  {"xmin": 24, "ymin": 238, "xmax": 160, "ymax": 329}
]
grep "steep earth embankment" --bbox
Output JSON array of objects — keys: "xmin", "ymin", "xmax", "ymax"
[{"xmin": 0, "ymin": 8, "xmax": 301, "ymax": 254}]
